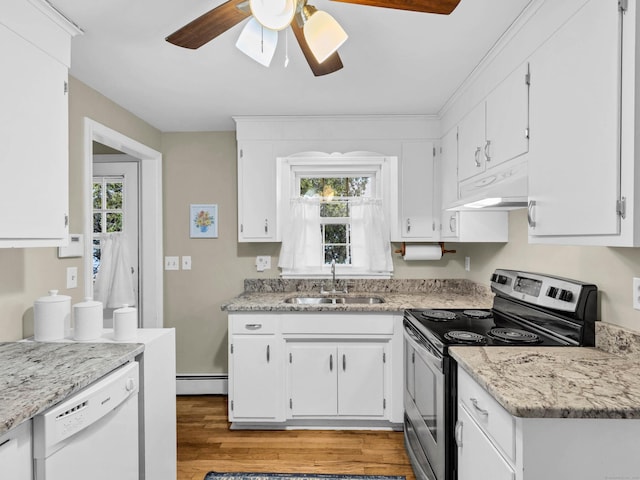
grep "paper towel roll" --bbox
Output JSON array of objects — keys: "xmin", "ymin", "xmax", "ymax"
[
  {"xmin": 402, "ymin": 244, "xmax": 443, "ymax": 261},
  {"xmin": 73, "ymin": 298, "xmax": 103, "ymax": 341}
]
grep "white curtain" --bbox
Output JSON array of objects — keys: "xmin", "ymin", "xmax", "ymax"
[
  {"xmin": 94, "ymin": 232, "xmax": 136, "ymax": 308},
  {"xmin": 350, "ymin": 198, "xmax": 393, "ymax": 272},
  {"xmin": 278, "ymin": 197, "xmax": 322, "ymax": 270}
]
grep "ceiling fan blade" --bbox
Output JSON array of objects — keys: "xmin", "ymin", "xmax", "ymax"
[
  {"xmin": 290, "ymin": 20, "xmax": 343, "ymax": 77},
  {"xmin": 166, "ymin": 0, "xmax": 251, "ymax": 49},
  {"xmin": 330, "ymin": 0, "xmax": 461, "ymax": 14}
]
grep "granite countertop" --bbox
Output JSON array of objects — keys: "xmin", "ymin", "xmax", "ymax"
[
  {"xmin": 0, "ymin": 342, "xmax": 144, "ymax": 435},
  {"xmin": 451, "ymin": 343, "xmax": 640, "ymax": 419},
  {"xmin": 222, "ymin": 278, "xmax": 495, "ymax": 312}
]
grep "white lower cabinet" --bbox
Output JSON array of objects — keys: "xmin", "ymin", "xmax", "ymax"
[
  {"xmin": 456, "ymin": 406, "xmax": 515, "ymax": 480},
  {"xmin": 0, "ymin": 420, "xmax": 32, "ymax": 480},
  {"xmin": 456, "ymin": 367, "xmax": 640, "ymax": 480},
  {"xmin": 228, "ymin": 312, "xmax": 402, "ymax": 427},
  {"xmin": 287, "ymin": 342, "xmax": 385, "ymax": 418}
]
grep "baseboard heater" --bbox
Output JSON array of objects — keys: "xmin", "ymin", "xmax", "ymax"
[{"xmin": 176, "ymin": 374, "xmax": 228, "ymax": 395}]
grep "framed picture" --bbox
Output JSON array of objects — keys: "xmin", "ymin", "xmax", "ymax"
[{"xmin": 190, "ymin": 204, "xmax": 218, "ymax": 238}]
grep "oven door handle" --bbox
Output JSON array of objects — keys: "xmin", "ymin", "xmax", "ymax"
[{"xmin": 404, "ymin": 326, "xmax": 443, "ymax": 371}]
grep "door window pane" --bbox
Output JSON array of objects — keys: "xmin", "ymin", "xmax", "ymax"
[
  {"xmin": 106, "ymin": 212, "xmax": 123, "ymax": 232},
  {"xmin": 93, "ymin": 213, "xmax": 102, "ymax": 233},
  {"xmin": 93, "ymin": 183, "xmax": 102, "ymax": 209},
  {"xmin": 106, "ymin": 182, "xmax": 123, "ymax": 209}
]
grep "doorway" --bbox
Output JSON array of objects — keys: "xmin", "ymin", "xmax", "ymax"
[
  {"xmin": 92, "ymin": 155, "xmax": 140, "ymax": 325},
  {"xmin": 83, "ymin": 118, "xmax": 163, "ymax": 328}
]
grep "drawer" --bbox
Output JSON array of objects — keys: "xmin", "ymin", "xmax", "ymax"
[
  {"xmin": 230, "ymin": 314, "xmax": 279, "ymax": 334},
  {"xmin": 458, "ymin": 367, "xmax": 515, "ymax": 462}
]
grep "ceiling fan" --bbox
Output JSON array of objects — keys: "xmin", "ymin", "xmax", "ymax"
[{"xmin": 166, "ymin": 0, "xmax": 462, "ymax": 76}]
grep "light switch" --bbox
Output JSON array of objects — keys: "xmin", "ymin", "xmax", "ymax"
[
  {"xmin": 165, "ymin": 256, "xmax": 179, "ymax": 271},
  {"xmin": 182, "ymin": 256, "xmax": 192, "ymax": 270},
  {"xmin": 66, "ymin": 267, "xmax": 78, "ymax": 289}
]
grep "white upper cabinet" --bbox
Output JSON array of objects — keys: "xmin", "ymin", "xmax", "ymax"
[
  {"xmin": 0, "ymin": 1, "xmax": 79, "ymax": 248},
  {"xmin": 397, "ymin": 141, "xmax": 438, "ymax": 241},
  {"xmin": 440, "ymin": 126, "xmax": 509, "ymax": 242},
  {"xmin": 237, "ymin": 141, "xmax": 278, "ymax": 242},
  {"xmin": 458, "ymin": 63, "xmax": 530, "ymax": 184},
  {"xmin": 527, "ymin": 0, "xmax": 621, "ymax": 240}
]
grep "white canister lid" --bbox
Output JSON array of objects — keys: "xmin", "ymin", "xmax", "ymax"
[
  {"xmin": 113, "ymin": 304, "xmax": 136, "ymax": 314},
  {"xmin": 35, "ymin": 290, "xmax": 71, "ymax": 304},
  {"xmin": 73, "ymin": 297, "xmax": 103, "ymax": 309}
]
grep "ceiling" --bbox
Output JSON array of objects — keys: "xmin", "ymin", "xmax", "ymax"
[{"xmin": 50, "ymin": 0, "xmax": 532, "ymax": 132}]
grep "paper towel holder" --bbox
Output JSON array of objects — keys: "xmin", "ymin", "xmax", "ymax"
[{"xmin": 394, "ymin": 242, "xmax": 457, "ymax": 257}]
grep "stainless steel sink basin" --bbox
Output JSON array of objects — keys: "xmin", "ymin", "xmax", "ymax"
[{"xmin": 284, "ymin": 296, "xmax": 385, "ymax": 305}]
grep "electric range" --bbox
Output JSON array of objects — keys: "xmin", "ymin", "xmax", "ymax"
[{"xmin": 402, "ymin": 269, "xmax": 598, "ymax": 480}]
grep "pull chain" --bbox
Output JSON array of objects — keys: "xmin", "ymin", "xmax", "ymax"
[{"xmin": 284, "ymin": 27, "xmax": 290, "ymax": 67}]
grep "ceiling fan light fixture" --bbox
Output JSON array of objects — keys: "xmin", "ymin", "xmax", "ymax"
[
  {"xmin": 250, "ymin": 0, "xmax": 296, "ymax": 31},
  {"xmin": 236, "ymin": 18, "xmax": 278, "ymax": 67},
  {"xmin": 303, "ymin": 9, "xmax": 348, "ymax": 64}
]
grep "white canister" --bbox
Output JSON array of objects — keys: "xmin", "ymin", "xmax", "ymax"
[
  {"xmin": 73, "ymin": 298, "xmax": 103, "ymax": 341},
  {"xmin": 34, "ymin": 290, "xmax": 71, "ymax": 341},
  {"xmin": 113, "ymin": 305, "xmax": 138, "ymax": 341}
]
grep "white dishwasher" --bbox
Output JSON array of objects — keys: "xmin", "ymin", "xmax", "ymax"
[{"xmin": 33, "ymin": 361, "xmax": 139, "ymax": 480}]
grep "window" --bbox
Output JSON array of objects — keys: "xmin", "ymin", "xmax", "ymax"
[
  {"xmin": 92, "ymin": 176, "xmax": 124, "ymax": 277},
  {"xmin": 278, "ymin": 153, "xmax": 397, "ymax": 278},
  {"xmin": 299, "ymin": 176, "xmax": 372, "ymax": 265}
]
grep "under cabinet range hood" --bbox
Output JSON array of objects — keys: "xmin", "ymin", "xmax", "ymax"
[{"xmin": 448, "ymin": 158, "xmax": 528, "ymax": 210}]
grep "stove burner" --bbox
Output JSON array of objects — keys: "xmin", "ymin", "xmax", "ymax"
[
  {"xmin": 420, "ymin": 310, "xmax": 457, "ymax": 322},
  {"xmin": 489, "ymin": 328, "xmax": 541, "ymax": 344},
  {"xmin": 463, "ymin": 309, "xmax": 492, "ymax": 319},
  {"xmin": 444, "ymin": 331, "xmax": 487, "ymax": 344}
]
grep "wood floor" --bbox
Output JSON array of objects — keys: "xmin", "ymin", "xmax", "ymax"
[{"xmin": 176, "ymin": 395, "xmax": 417, "ymax": 480}]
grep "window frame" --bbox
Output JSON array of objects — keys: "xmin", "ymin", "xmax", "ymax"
[{"xmin": 277, "ymin": 152, "xmax": 398, "ymax": 279}]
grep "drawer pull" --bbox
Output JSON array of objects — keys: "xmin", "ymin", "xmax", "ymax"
[
  {"xmin": 470, "ymin": 397, "xmax": 489, "ymax": 416},
  {"xmin": 244, "ymin": 323, "xmax": 262, "ymax": 330}
]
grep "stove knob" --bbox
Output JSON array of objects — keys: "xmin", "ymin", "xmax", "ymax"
[
  {"xmin": 559, "ymin": 289, "xmax": 573, "ymax": 302},
  {"xmin": 490, "ymin": 273, "xmax": 498, "ymax": 283},
  {"xmin": 547, "ymin": 286, "xmax": 559, "ymax": 299},
  {"xmin": 497, "ymin": 275, "xmax": 508, "ymax": 285}
]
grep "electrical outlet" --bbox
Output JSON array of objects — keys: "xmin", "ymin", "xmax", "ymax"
[
  {"xmin": 66, "ymin": 267, "xmax": 78, "ymax": 289},
  {"xmin": 165, "ymin": 256, "xmax": 179, "ymax": 271},
  {"xmin": 182, "ymin": 256, "xmax": 192, "ymax": 270},
  {"xmin": 464, "ymin": 256, "xmax": 471, "ymax": 272},
  {"xmin": 633, "ymin": 278, "xmax": 640, "ymax": 310},
  {"xmin": 256, "ymin": 255, "xmax": 271, "ymax": 272}
]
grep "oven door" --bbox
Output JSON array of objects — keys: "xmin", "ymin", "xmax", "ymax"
[{"xmin": 404, "ymin": 321, "xmax": 446, "ymax": 480}]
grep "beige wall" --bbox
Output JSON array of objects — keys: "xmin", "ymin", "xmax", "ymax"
[
  {"xmin": 0, "ymin": 77, "xmax": 161, "ymax": 342},
  {"xmin": 462, "ymin": 209, "xmax": 640, "ymax": 331}
]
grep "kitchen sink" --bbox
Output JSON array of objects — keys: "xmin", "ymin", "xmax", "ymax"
[{"xmin": 284, "ymin": 296, "xmax": 385, "ymax": 305}]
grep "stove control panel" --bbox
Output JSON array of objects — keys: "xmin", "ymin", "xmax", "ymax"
[{"xmin": 490, "ymin": 269, "xmax": 593, "ymax": 313}]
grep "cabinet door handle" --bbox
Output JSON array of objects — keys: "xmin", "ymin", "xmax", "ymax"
[
  {"xmin": 449, "ymin": 214, "xmax": 456, "ymax": 233},
  {"xmin": 484, "ymin": 140, "xmax": 491, "ymax": 162},
  {"xmin": 342, "ymin": 354, "xmax": 346, "ymax": 371},
  {"xmin": 244, "ymin": 323, "xmax": 262, "ymax": 330},
  {"xmin": 470, "ymin": 398, "xmax": 489, "ymax": 417},
  {"xmin": 406, "ymin": 218, "xmax": 411, "ymax": 233},
  {"xmin": 329, "ymin": 354, "xmax": 333, "ymax": 371},
  {"xmin": 527, "ymin": 200, "xmax": 537, "ymax": 229},
  {"xmin": 264, "ymin": 219, "xmax": 268, "ymax": 234},
  {"xmin": 474, "ymin": 147, "xmax": 482, "ymax": 167},
  {"xmin": 266, "ymin": 345, "xmax": 270, "ymax": 363},
  {"xmin": 455, "ymin": 420, "xmax": 463, "ymax": 447}
]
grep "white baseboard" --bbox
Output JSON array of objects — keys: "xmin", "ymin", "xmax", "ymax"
[{"xmin": 176, "ymin": 374, "xmax": 228, "ymax": 395}]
